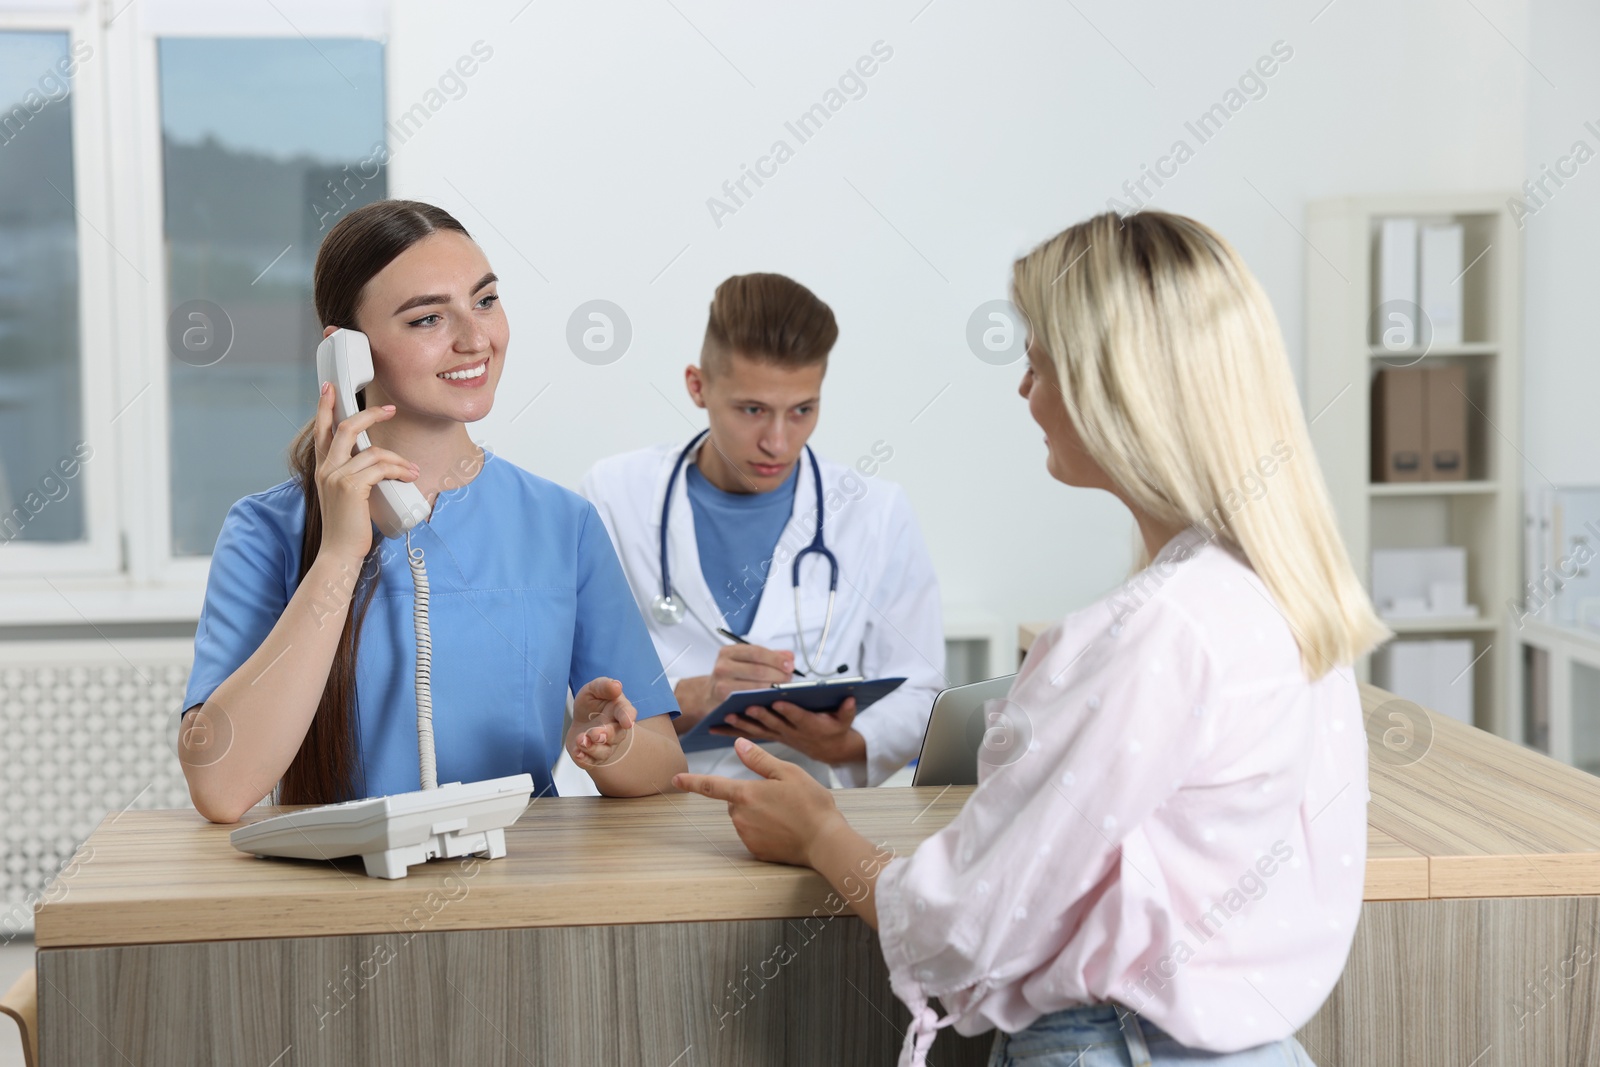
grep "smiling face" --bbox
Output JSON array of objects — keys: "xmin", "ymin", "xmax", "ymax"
[
  {"xmin": 686, "ymin": 351, "xmax": 825, "ymax": 494},
  {"xmin": 338, "ymin": 229, "xmax": 508, "ymax": 423},
  {"xmin": 1018, "ymin": 338, "xmax": 1113, "ymax": 491}
]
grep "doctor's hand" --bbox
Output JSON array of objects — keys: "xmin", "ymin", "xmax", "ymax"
[
  {"xmin": 568, "ymin": 677, "xmax": 638, "ymax": 768},
  {"xmin": 671, "ymin": 644, "xmax": 794, "ymax": 733},
  {"xmin": 673, "ymin": 739, "xmax": 844, "ymax": 868},
  {"xmin": 712, "ymin": 697, "xmax": 866, "ymax": 767}
]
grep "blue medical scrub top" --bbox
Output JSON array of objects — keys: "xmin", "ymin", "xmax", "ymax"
[{"xmin": 182, "ymin": 450, "xmax": 677, "ymax": 799}]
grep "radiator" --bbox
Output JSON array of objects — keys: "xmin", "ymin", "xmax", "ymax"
[{"xmin": 0, "ymin": 639, "xmax": 195, "ymax": 935}]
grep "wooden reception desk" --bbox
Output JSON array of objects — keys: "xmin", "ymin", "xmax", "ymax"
[{"xmin": 34, "ymin": 683, "xmax": 1600, "ymax": 1066}]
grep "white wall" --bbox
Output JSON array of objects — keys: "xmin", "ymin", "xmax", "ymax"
[
  {"xmin": 1524, "ymin": 0, "xmax": 1600, "ymax": 485},
  {"xmin": 385, "ymin": 0, "xmax": 1529, "ymax": 638}
]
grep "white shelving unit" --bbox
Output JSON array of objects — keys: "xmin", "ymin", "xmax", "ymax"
[{"xmin": 1304, "ymin": 193, "xmax": 1522, "ymax": 739}]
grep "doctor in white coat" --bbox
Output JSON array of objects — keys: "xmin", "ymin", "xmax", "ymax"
[{"xmin": 581, "ymin": 273, "xmax": 944, "ymax": 787}]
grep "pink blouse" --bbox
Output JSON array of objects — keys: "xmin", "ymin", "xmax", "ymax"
[{"xmin": 874, "ymin": 527, "xmax": 1368, "ymax": 1066}]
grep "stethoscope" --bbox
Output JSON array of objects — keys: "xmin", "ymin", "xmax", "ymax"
[{"xmin": 650, "ymin": 429, "xmax": 841, "ymax": 676}]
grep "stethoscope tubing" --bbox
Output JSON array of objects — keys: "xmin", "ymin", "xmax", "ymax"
[{"xmin": 653, "ymin": 430, "xmax": 840, "ymax": 675}]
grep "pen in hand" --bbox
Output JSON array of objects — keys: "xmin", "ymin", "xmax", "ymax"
[
  {"xmin": 716, "ymin": 627, "xmax": 814, "ymax": 678},
  {"xmin": 715, "ymin": 628, "xmax": 849, "ymax": 679}
]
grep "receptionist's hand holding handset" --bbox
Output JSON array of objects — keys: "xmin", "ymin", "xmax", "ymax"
[{"xmin": 314, "ymin": 328, "xmax": 430, "ymax": 558}]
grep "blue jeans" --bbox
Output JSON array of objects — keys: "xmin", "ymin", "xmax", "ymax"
[{"xmin": 987, "ymin": 1003, "xmax": 1317, "ymax": 1066}]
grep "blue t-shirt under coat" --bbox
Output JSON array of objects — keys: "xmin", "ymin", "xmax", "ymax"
[{"xmin": 685, "ymin": 462, "xmax": 798, "ymax": 636}]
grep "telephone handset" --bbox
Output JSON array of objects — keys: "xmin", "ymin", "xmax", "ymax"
[{"xmin": 316, "ymin": 328, "xmax": 431, "ymax": 539}]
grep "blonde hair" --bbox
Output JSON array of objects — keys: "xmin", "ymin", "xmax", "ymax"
[{"xmin": 1011, "ymin": 210, "xmax": 1388, "ymax": 679}]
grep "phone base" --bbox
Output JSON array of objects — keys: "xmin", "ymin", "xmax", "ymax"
[{"xmin": 360, "ymin": 825, "xmax": 508, "ymax": 880}]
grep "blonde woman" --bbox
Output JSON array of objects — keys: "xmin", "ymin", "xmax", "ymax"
[{"xmin": 675, "ymin": 210, "xmax": 1388, "ymax": 1066}]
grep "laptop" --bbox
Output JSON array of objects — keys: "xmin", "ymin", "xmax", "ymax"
[{"xmin": 911, "ymin": 673, "xmax": 1019, "ymax": 787}]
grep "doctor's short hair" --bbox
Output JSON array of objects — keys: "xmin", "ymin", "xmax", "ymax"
[
  {"xmin": 1010, "ymin": 210, "xmax": 1389, "ymax": 680},
  {"xmin": 700, "ymin": 273, "xmax": 839, "ymax": 376}
]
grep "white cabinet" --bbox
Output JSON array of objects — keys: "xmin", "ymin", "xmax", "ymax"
[{"xmin": 1304, "ymin": 193, "xmax": 1522, "ymax": 739}]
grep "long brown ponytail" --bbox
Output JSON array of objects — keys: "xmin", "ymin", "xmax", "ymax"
[{"xmin": 280, "ymin": 200, "xmax": 472, "ymax": 804}]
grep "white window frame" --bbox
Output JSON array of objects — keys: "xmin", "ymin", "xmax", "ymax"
[
  {"xmin": 0, "ymin": 3, "xmax": 122, "ymax": 588},
  {"xmin": 0, "ymin": 0, "xmax": 387, "ymax": 623}
]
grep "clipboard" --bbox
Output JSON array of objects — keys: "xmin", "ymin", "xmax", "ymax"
[{"xmin": 678, "ymin": 676, "xmax": 907, "ymax": 754}]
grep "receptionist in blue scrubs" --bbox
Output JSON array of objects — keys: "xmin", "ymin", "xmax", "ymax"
[{"xmin": 177, "ymin": 199, "xmax": 686, "ymax": 823}]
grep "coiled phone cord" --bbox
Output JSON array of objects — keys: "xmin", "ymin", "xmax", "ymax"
[{"xmin": 406, "ymin": 528, "xmax": 437, "ymax": 790}]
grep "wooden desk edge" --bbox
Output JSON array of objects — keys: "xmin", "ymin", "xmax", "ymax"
[
  {"xmin": 1363, "ymin": 855, "xmax": 1429, "ymax": 900},
  {"xmin": 35, "ymin": 788, "xmax": 968, "ymax": 949},
  {"xmin": 38, "ymin": 864, "xmax": 1440, "ymax": 950},
  {"xmin": 40, "ymin": 677, "xmax": 1600, "ymax": 948}
]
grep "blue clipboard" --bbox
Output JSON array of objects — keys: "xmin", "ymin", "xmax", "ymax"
[{"xmin": 678, "ymin": 677, "xmax": 907, "ymax": 754}]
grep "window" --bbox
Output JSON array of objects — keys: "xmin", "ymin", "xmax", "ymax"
[
  {"xmin": 0, "ymin": 0, "xmax": 388, "ymax": 609},
  {"xmin": 158, "ymin": 38, "xmax": 386, "ymax": 555},
  {"xmin": 0, "ymin": 31, "xmax": 86, "ymax": 546}
]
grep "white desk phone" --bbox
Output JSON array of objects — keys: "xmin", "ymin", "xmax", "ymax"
[{"xmin": 230, "ymin": 328, "xmax": 534, "ymax": 879}]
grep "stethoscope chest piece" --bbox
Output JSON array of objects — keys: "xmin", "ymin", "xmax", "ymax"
[{"xmin": 650, "ymin": 594, "xmax": 685, "ymax": 626}]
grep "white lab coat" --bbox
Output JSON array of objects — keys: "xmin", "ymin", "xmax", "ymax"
[{"xmin": 579, "ymin": 438, "xmax": 945, "ymax": 787}]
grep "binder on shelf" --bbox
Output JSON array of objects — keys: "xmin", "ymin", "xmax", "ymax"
[
  {"xmin": 1371, "ymin": 368, "xmax": 1425, "ymax": 482},
  {"xmin": 1547, "ymin": 487, "xmax": 1600, "ymax": 629},
  {"xmin": 1525, "ymin": 643, "xmax": 1550, "ymax": 753},
  {"xmin": 1377, "ymin": 217, "xmax": 1419, "ymax": 349},
  {"xmin": 1419, "ymin": 223, "xmax": 1465, "ymax": 348},
  {"xmin": 1424, "ymin": 365, "xmax": 1467, "ymax": 480},
  {"xmin": 1516, "ymin": 486, "xmax": 1600, "ymax": 631},
  {"xmin": 1529, "ymin": 488, "xmax": 1542, "ymax": 591},
  {"xmin": 1371, "ymin": 366, "xmax": 1469, "ymax": 482},
  {"xmin": 1525, "ymin": 487, "xmax": 1549, "ymax": 605}
]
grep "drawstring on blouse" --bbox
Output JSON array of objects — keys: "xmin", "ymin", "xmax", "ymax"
[{"xmin": 892, "ymin": 973, "xmax": 990, "ymax": 1067}]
